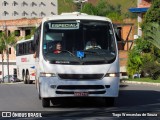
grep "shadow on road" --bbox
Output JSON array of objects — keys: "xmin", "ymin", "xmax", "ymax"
[
  {"xmin": 47, "ymin": 90, "xmax": 160, "ymax": 110},
  {"xmin": 39, "ymin": 90, "xmax": 160, "ymax": 119},
  {"xmin": 117, "ymin": 90, "xmax": 160, "ymax": 108}
]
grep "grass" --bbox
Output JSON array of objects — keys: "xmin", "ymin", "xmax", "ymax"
[
  {"xmin": 108, "ymin": 0, "xmax": 136, "ymax": 13},
  {"xmin": 58, "ymin": 0, "xmax": 76, "ymax": 14},
  {"xmin": 58, "ymin": 0, "xmax": 136, "ymax": 15},
  {"xmin": 125, "ymin": 78, "xmax": 160, "ymax": 83}
]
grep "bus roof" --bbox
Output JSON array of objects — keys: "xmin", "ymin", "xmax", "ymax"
[
  {"xmin": 17, "ymin": 36, "xmax": 34, "ymax": 44},
  {"xmin": 42, "ymin": 12, "xmax": 112, "ymax": 23}
]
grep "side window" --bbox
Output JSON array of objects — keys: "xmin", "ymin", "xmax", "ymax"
[
  {"xmin": 29, "ymin": 41, "xmax": 34, "ymax": 54},
  {"xmin": 34, "ymin": 24, "xmax": 41, "ymax": 57},
  {"xmin": 19, "ymin": 44, "xmax": 22, "ymax": 55},
  {"xmin": 23, "ymin": 43, "xmax": 26, "ymax": 54},
  {"xmin": 16, "ymin": 44, "xmax": 19, "ymax": 56},
  {"xmin": 26, "ymin": 42, "xmax": 29, "ymax": 54}
]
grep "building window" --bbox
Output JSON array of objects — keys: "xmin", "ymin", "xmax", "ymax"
[
  {"xmin": 25, "ymin": 30, "xmax": 31, "ymax": 37},
  {"xmin": 51, "ymin": 2, "xmax": 55, "ymax": 6},
  {"xmin": 12, "ymin": 1, "xmax": 18, "ymax": 6},
  {"xmin": 3, "ymin": 11, "xmax": 9, "ymax": 16},
  {"xmin": 39, "ymin": 12, "xmax": 46, "ymax": 17},
  {"xmin": 9, "ymin": 48, "xmax": 11, "ymax": 54},
  {"xmin": 31, "ymin": 2, "xmax": 37, "ymax": 7},
  {"xmin": 15, "ymin": 30, "xmax": 20, "ymax": 36},
  {"xmin": 39, "ymin": 2, "xmax": 45, "ymax": 7},
  {"xmin": 31, "ymin": 11, "xmax": 37, "ymax": 16},
  {"xmin": 22, "ymin": 1, "xmax": 28, "ymax": 6},
  {"xmin": 2, "ymin": 1, "xmax": 8, "ymax": 6},
  {"xmin": 51, "ymin": 12, "xmax": 55, "ymax": 15},
  {"xmin": 8, "ymin": 30, "xmax": 10, "ymax": 36},
  {"xmin": 12, "ymin": 11, "xmax": 18, "ymax": 16},
  {"xmin": 22, "ymin": 11, "xmax": 28, "ymax": 16}
]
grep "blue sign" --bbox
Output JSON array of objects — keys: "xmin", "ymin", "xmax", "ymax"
[
  {"xmin": 77, "ymin": 51, "xmax": 84, "ymax": 59},
  {"xmin": 30, "ymin": 66, "xmax": 35, "ymax": 69}
]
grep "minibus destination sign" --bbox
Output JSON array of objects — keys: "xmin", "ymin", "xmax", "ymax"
[{"xmin": 48, "ymin": 23, "xmax": 79, "ymax": 29}]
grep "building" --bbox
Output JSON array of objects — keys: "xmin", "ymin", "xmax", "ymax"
[
  {"xmin": 0, "ymin": 0, "xmax": 58, "ymax": 79},
  {"xmin": 0, "ymin": 0, "xmax": 58, "ymax": 20},
  {"xmin": 129, "ymin": 0, "xmax": 151, "ymax": 36}
]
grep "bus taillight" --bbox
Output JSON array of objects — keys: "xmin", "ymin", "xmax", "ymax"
[{"xmin": 31, "ymin": 73, "xmax": 35, "ymax": 76}]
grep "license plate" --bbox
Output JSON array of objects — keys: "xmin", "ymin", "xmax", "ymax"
[{"xmin": 74, "ymin": 92, "xmax": 88, "ymax": 96}]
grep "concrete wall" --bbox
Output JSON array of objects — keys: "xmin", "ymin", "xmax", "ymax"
[{"xmin": 0, "ymin": 0, "xmax": 58, "ymax": 20}]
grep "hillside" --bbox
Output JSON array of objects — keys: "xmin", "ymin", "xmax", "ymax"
[
  {"xmin": 58, "ymin": 0, "xmax": 137, "ymax": 15},
  {"xmin": 107, "ymin": 0, "xmax": 136, "ymax": 13},
  {"xmin": 58, "ymin": 0, "xmax": 76, "ymax": 14}
]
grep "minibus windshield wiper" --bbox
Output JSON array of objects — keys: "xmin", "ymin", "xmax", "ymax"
[
  {"xmin": 61, "ymin": 50, "xmax": 83, "ymax": 64},
  {"xmin": 80, "ymin": 50, "xmax": 108, "ymax": 63}
]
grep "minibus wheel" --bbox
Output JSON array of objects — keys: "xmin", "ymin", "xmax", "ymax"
[
  {"xmin": 105, "ymin": 97, "xmax": 115, "ymax": 107},
  {"xmin": 42, "ymin": 98, "xmax": 50, "ymax": 107}
]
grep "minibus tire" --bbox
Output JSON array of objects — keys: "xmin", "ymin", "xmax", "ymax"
[
  {"xmin": 105, "ymin": 97, "xmax": 115, "ymax": 107},
  {"xmin": 42, "ymin": 98, "xmax": 50, "ymax": 107}
]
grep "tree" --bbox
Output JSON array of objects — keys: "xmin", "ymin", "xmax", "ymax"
[
  {"xmin": 136, "ymin": 0, "xmax": 160, "ymax": 79},
  {"xmin": 127, "ymin": 47, "xmax": 142, "ymax": 78},
  {"xmin": 143, "ymin": 22, "xmax": 160, "ymax": 49},
  {"xmin": 142, "ymin": 0, "xmax": 160, "ymax": 46},
  {"xmin": 0, "ymin": 31, "xmax": 17, "ymax": 82},
  {"xmin": 143, "ymin": 0, "xmax": 160, "ymax": 26},
  {"xmin": 0, "ymin": 33, "xmax": 6, "ymax": 82},
  {"xmin": 81, "ymin": 3, "xmax": 97, "ymax": 15},
  {"xmin": 95, "ymin": 0, "xmax": 115, "ymax": 16},
  {"xmin": 80, "ymin": 0, "xmax": 124, "ymax": 21},
  {"xmin": 107, "ymin": 12, "xmax": 123, "ymax": 22}
]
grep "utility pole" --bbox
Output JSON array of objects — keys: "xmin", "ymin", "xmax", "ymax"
[{"xmin": 73, "ymin": 0, "xmax": 88, "ymax": 11}]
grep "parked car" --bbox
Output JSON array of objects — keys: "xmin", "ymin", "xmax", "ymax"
[
  {"xmin": 133, "ymin": 73, "xmax": 141, "ymax": 79},
  {"xmin": 0, "ymin": 75, "xmax": 18, "ymax": 83}
]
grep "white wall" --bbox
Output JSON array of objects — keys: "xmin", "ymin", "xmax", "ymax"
[{"xmin": 0, "ymin": 0, "xmax": 58, "ymax": 20}]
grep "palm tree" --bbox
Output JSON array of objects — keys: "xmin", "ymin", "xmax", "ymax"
[
  {"xmin": 0, "ymin": 33, "xmax": 6, "ymax": 82},
  {"xmin": 144, "ymin": 22, "xmax": 160, "ymax": 49},
  {"xmin": 0, "ymin": 31, "xmax": 17, "ymax": 82},
  {"xmin": 6, "ymin": 32, "xmax": 17, "ymax": 83}
]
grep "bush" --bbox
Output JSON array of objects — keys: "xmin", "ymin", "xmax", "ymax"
[{"xmin": 142, "ymin": 61, "xmax": 160, "ymax": 80}]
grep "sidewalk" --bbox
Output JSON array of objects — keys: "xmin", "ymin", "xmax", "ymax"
[
  {"xmin": 121, "ymin": 80, "xmax": 160, "ymax": 86},
  {"xmin": 0, "ymin": 81, "xmax": 23, "ymax": 84}
]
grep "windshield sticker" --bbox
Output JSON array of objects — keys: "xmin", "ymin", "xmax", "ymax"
[
  {"xmin": 48, "ymin": 23, "xmax": 79, "ymax": 30},
  {"xmin": 77, "ymin": 51, "xmax": 84, "ymax": 59}
]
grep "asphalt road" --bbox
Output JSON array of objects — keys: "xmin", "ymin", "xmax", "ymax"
[{"xmin": 0, "ymin": 82, "xmax": 160, "ymax": 120}]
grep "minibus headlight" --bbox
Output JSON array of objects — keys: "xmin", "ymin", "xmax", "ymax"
[
  {"xmin": 40, "ymin": 72, "xmax": 56, "ymax": 77},
  {"xmin": 105, "ymin": 73, "xmax": 119, "ymax": 77}
]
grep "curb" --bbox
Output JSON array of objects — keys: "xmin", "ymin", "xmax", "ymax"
[
  {"xmin": 0, "ymin": 82, "xmax": 23, "ymax": 85},
  {"xmin": 121, "ymin": 80, "xmax": 160, "ymax": 86}
]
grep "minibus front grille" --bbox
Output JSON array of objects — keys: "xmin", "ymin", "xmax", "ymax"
[
  {"xmin": 58, "ymin": 74, "xmax": 104, "ymax": 80},
  {"xmin": 56, "ymin": 91, "xmax": 106, "ymax": 94},
  {"xmin": 57, "ymin": 85, "xmax": 105, "ymax": 89},
  {"xmin": 56, "ymin": 85, "xmax": 106, "ymax": 94}
]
